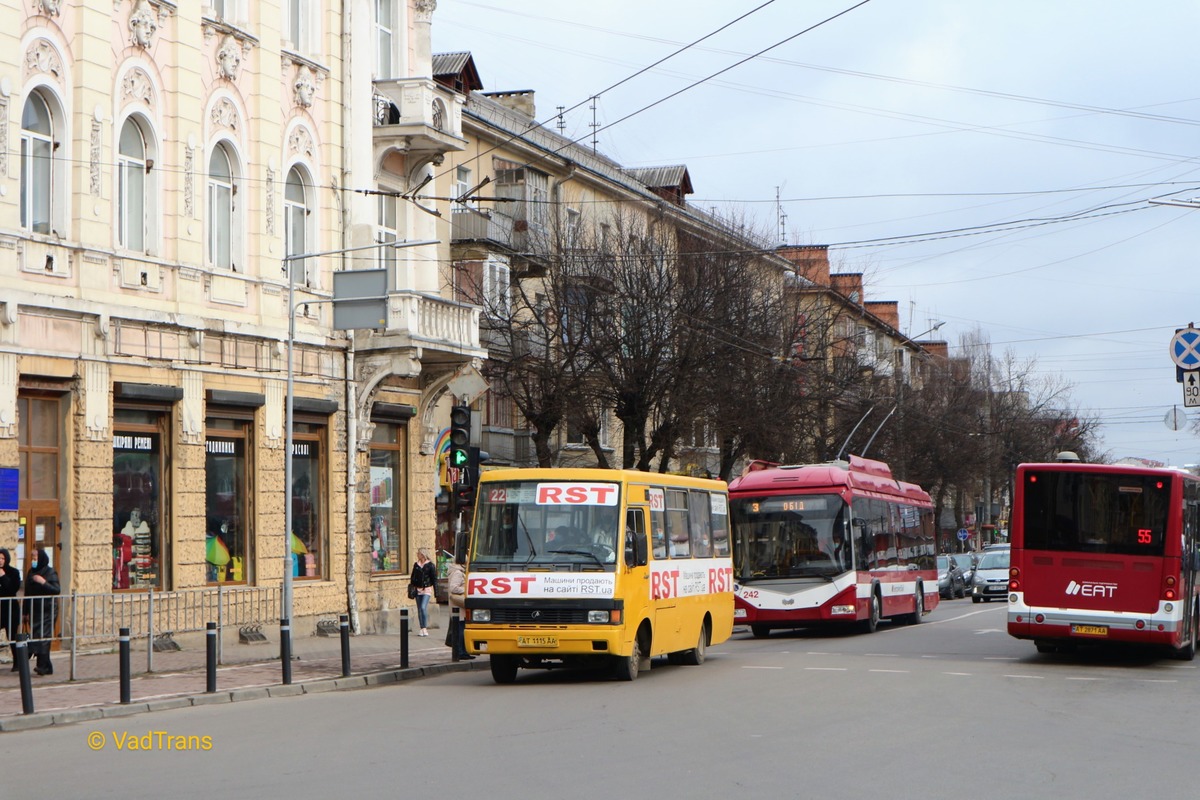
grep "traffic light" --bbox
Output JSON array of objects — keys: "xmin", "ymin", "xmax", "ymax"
[
  {"xmin": 452, "ymin": 481, "xmax": 477, "ymax": 512},
  {"xmin": 448, "ymin": 405, "xmax": 471, "ymax": 471}
]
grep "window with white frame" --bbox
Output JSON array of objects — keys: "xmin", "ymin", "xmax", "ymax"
[
  {"xmin": 564, "ymin": 207, "xmax": 581, "ymax": 250},
  {"xmin": 20, "ymin": 91, "xmax": 55, "ymax": 235},
  {"xmin": 375, "ymin": 0, "xmax": 393, "ymax": 78},
  {"xmin": 207, "ymin": 144, "xmax": 237, "ymax": 271},
  {"xmin": 284, "ymin": 165, "xmax": 312, "ymax": 285},
  {"xmin": 454, "ymin": 165, "xmax": 471, "ymax": 208},
  {"xmin": 117, "ymin": 117, "xmax": 149, "ymax": 252},
  {"xmin": 566, "ymin": 414, "xmax": 607, "ymax": 448},
  {"xmin": 376, "ymin": 190, "xmax": 398, "ymax": 274},
  {"xmin": 527, "ymin": 169, "xmax": 549, "ymax": 231},
  {"xmin": 483, "ymin": 256, "xmax": 510, "ymax": 318},
  {"xmin": 286, "ymin": 0, "xmax": 307, "ymax": 50}
]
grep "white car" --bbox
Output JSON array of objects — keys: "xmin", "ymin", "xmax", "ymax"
[{"xmin": 971, "ymin": 549, "xmax": 1010, "ymax": 603}]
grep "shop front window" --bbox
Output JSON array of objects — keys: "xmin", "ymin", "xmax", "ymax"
[
  {"xmin": 290, "ymin": 423, "xmax": 324, "ymax": 579},
  {"xmin": 206, "ymin": 420, "xmax": 251, "ymax": 583},
  {"xmin": 369, "ymin": 422, "xmax": 406, "ymax": 572},
  {"xmin": 112, "ymin": 412, "xmax": 167, "ymax": 590}
]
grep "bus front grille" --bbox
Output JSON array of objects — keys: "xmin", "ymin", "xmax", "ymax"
[{"xmin": 489, "ymin": 608, "xmax": 587, "ymax": 624}]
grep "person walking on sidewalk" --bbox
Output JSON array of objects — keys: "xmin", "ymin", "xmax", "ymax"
[
  {"xmin": 0, "ymin": 548, "xmax": 20, "ymax": 670},
  {"xmin": 409, "ymin": 548, "xmax": 437, "ymax": 637},
  {"xmin": 23, "ymin": 547, "xmax": 60, "ymax": 676},
  {"xmin": 446, "ymin": 552, "xmax": 474, "ymax": 660}
]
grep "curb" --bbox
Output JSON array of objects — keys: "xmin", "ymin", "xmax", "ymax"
[{"xmin": 0, "ymin": 660, "xmax": 485, "ymax": 733}]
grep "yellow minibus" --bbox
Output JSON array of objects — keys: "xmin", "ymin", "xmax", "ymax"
[{"xmin": 463, "ymin": 468, "xmax": 734, "ymax": 683}]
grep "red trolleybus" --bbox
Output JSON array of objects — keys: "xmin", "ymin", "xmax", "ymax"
[
  {"xmin": 728, "ymin": 455, "xmax": 938, "ymax": 636},
  {"xmin": 1008, "ymin": 458, "xmax": 1200, "ymax": 659}
]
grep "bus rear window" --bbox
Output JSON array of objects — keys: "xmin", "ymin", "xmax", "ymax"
[{"xmin": 1021, "ymin": 471, "xmax": 1171, "ymax": 555}]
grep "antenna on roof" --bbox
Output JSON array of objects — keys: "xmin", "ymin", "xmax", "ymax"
[
  {"xmin": 589, "ymin": 97, "xmax": 599, "ymax": 152},
  {"xmin": 776, "ymin": 186, "xmax": 788, "ymax": 245},
  {"xmin": 556, "ymin": 105, "xmax": 566, "ymax": 135}
]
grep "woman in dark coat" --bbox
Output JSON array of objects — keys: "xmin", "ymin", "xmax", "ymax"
[
  {"xmin": 0, "ymin": 548, "xmax": 20, "ymax": 670},
  {"xmin": 23, "ymin": 548, "xmax": 60, "ymax": 675}
]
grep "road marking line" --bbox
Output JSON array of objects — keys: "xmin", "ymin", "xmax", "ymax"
[
  {"xmin": 1065, "ymin": 677, "xmax": 1104, "ymax": 681},
  {"xmin": 864, "ymin": 653, "xmax": 898, "ymax": 657},
  {"xmin": 942, "ymin": 672, "xmax": 972, "ymax": 676},
  {"xmin": 1136, "ymin": 679, "xmax": 1178, "ymax": 684},
  {"xmin": 869, "ymin": 669, "xmax": 909, "ymax": 674},
  {"xmin": 1004, "ymin": 674, "xmax": 1043, "ymax": 679}
]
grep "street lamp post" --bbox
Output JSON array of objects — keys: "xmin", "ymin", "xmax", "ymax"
[{"xmin": 280, "ymin": 239, "xmax": 436, "ymax": 648}]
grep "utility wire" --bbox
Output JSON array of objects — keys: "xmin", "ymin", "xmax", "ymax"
[{"xmin": 422, "ymin": 1, "xmax": 781, "ymax": 188}]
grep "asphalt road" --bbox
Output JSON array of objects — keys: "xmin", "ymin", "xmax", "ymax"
[{"xmin": 8, "ymin": 597, "xmax": 1196, "ymax": 799}]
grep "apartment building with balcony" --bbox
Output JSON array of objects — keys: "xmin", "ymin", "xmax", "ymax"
[{"xmin": 0, "ymin": 0, "xmax": 483, "ymax": 630}]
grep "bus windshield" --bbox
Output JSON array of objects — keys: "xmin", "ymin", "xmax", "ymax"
[
  {"xmin": 1021, "ymin": 471, "xmax": 1171, "ymax": 556},
  {"xmin": 470, "ymin": 480, "xmax": 621, "ymax": 570},
  {"xmin": 730, "ymin": 493, "xmax": 850, "ymax": 581}
]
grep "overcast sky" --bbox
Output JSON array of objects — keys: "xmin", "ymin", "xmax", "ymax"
[{"xmin": 432, "ymin": 0, "xmax": 1200, "ymax": 467}]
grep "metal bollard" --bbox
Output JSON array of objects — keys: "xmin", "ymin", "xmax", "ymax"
[
  {"xmin": 339, "ymin": 614, "xmax": 351, "ymax": 677},
  {"xmin": 451, "ymin": 607, "xmax": 461, "ymax": 662},
  {"xmin": 280, "ymin": 618, "xmax": 292, "ymax": 685},
  {"xmin": 119, "ymin": 627, "xmax": 131, "ymax": 705},
  {"xmin": 14, "ymin": 635, "xmax": 34, "ymax": 714},
  {"xmin": 206, "ymin": 622, "xmax": 217, "ymax": 693},
  {"xmin": 400, "ymin": 608, "xmax": 409, "ymax": 669}
]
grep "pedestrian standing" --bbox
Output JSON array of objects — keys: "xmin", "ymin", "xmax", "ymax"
[
  {"xmin": 0, "ymin": 548, "xmax": 20, "ymax": 670},
  {"xmin": 409, "ymin": 548, "xmax": 437, "ymax": 637},
  {"xmin": 446, "ymin": 552, "xmax": 474, "ymax": 660},
  {"xmin": 23, "ymin": 547, "xmax": 61, "ymax": 676}
]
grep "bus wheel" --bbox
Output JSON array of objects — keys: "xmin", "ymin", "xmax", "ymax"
[
  {"xmin": 750, "ymin": 625, "xmax": 770, "ymax": 639},
  {"xmin": 860, "ymin": 591, "xmax": 881, "ymax": 634},
  {"xmin": 490, "ymin": 655, "xmax": 519, "ymax": 684},
  {"xmin": 681, "ymin": 623, "xmax": 708, "ymax": 666},
  {"xmin": 614, "ymin": 632, "xmax": 644, "ymax": 681}
]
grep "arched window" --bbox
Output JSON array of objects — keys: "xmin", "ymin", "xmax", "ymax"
[
  {"xmin": 118, "ymin": 118, "xmax": 148, "ymax": 252},
  {"xmin": 207, "ymin": 144, "xmax": 235, "ymax": 270},
  {"xmin": 20, "ymin": 92, "xmax": 54, "ymax": 234},
  {"xmin": 284, "ymin": 165, "xmax": 311, "ymax": 285}
]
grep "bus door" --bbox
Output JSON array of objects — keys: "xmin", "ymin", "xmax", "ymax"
[{"xmin": 621, "ymin": 502, "xmax": 651, "ymax": 639}]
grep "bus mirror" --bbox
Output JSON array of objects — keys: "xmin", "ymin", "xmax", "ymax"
[{"xmin": 624, "ymin": 529, "xmax": 648, "ymax": 568}]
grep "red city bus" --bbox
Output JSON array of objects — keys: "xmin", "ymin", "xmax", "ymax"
[
  {"xmin": 728, "ymin": 455, "xmax": 938, "ymax": 636},
  {"xmin": 1007, "ymin": 458, "xmax": 1200, "ymax": 659}
]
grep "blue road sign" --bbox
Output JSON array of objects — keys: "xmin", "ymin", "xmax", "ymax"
[
  {"xmin": 957, "ymin": 528, "xmax": 970, "ymax": 541},
  {"xmin": 1171, "ymin": 328, "xmax": 1200, "ymax": 370}
]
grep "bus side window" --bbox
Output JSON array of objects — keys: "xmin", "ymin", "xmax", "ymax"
[{"xmin": 625, "ymin": 507, "xmax": 648, "ymax": 567}]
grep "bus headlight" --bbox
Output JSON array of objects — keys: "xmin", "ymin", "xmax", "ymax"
[
  {"xmin": 587, "ymin": 610, "xmax": 611, "ymax": 623},
  {"xmin": 831, "ymin": 605, "xmax": 856, "ymax": 615},
  {"xmin": 472, "ymin": 609, "xmax": 491, "ymax": 623}
]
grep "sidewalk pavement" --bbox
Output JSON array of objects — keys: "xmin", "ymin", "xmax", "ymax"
[{"xmin": 0, "ymin": 617, "xmax": 483, "ymax": 732}]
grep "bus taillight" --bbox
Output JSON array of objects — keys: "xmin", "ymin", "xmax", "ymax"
[
  {"xmin": 1009, "ymin": 567, "xmax": 1020, "ymax": 591},
  {"xmin": 1165, "ymin": 575, "xmax": 1177, "ymax": 600}
]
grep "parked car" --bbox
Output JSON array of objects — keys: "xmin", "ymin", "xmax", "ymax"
[
  {"xmin": 971, "ymin": 549, "xmax": 1010, "ymax": 603},
  {"xmin": 983, "ymin": 542, "xmax": 1010, "ymax": 551},
  {"xmin": 953, "ymin": 551, "xmax": 978, "ymax": 589},
  {"xmin": 937, "ymin": 555, "xmax": 967, "ymax": 599}
]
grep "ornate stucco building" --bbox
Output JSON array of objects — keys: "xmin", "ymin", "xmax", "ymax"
[{"xmin": 0, "ymin": 0, "xmax": 483, "ymax": 632}]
